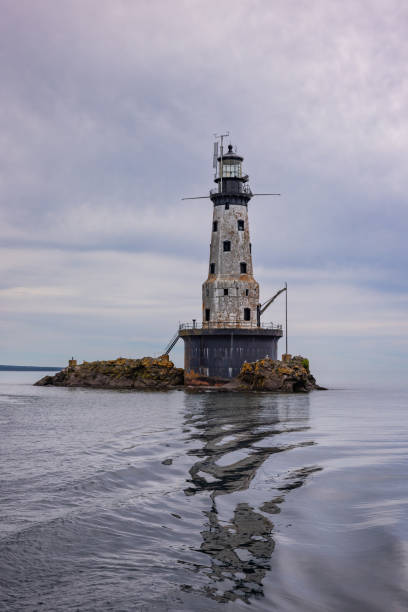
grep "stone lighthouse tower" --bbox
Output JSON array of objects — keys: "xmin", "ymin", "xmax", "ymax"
[
  {"xmin": 178, "ymin": 141, "xmax": 283, "ymax": 379},
  {"xmin": 203, "ymin": 144, "xmax": 259, "ymax": 328}
]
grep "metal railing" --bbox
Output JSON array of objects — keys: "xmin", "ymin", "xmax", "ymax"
[
  {"xmin": 179, "ymin": 321, "xmax": 282, "ymax": 331},
  {"xmin": 209, "ymin": 184, "xmax": 252, "ymax": 196}
]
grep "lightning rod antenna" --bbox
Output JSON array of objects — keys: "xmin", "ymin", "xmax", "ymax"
[
  {"xmin": 285, "ymin": 281, "xmax": 288, "ymax": 355},
  {"xmin": 214, "ymin": 132, "xmax": 229, "ymax": 193}
]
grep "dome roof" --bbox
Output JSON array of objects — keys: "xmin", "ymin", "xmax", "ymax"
[{"xmin": 217, "ymin": 144, "xmax": 244, "ymax": 162}]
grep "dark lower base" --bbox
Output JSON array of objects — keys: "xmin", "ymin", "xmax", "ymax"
[{"xmin": 179, "ymin": 328, "xmax": 282, "ymax": 378}]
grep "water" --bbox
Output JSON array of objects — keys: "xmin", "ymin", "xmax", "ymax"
[{"xmin": 1, "ymin": 372, "xmax": 407, "ymax": 611}]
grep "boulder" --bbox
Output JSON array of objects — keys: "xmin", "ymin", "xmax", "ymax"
[
  {"xmin": 236, "ymin": 355, "xmax": 324, "ymax": 392},
  {"xmin": 34, "ymin": 355, "xmax": 184, "ymax": 389}
]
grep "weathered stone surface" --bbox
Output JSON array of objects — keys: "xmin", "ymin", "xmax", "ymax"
[
  {"xmin": 235, "ymin": 355, "xmax": 325, "ymax": 393},
  {"xmin": 35, "ymin": 354, "xmax": 325, "ymax": 393},
  {"xmin": 202, "ymin": 198, "xmax": 260, "ymax": 326},
  {"xmin": 34, "ymin": 355, "xmax": 184, "ymax": 389},
  {"xmin": 184, "ymin": 369, "xmax": 230, "ymax": 388}
]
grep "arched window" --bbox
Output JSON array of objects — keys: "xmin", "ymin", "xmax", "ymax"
[
  {"xmin": 223, "ymin": 240, "xmax": 231, "ymax": 252},
  {"xmin": 240, "ymin": 262, "xmax": 247, "ymax": 273}
]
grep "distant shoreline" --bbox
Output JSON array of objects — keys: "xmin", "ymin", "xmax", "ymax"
[{"xmin": 0, "ymin": 365, "xmax": 63, "ymax": 372}]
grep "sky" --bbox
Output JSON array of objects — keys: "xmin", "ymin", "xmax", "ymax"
[{"xmin": 1, "ymin": 0, "xmax": 407, "ymax": 386}]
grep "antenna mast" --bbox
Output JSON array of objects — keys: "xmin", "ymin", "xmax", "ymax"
[
  {"xmin": 214, "ymin": 132, "xmax": 229, "ymax": 193},
  {"xmin": 212, "ymin": 141, "xmax": 218, "ymax": 180},
  {"xmin": 285, "ymin": 281, "xmax": 288, "ymax": 355}
]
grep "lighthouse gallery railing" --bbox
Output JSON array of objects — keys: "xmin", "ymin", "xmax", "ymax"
[{"xmin": 179, "ymin": 321, "xmax": 282, "ymax": 331}]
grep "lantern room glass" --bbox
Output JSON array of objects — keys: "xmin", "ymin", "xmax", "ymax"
[{"xmin": 221, "ymin": 160, "xmax": 242, "ymax": 178}]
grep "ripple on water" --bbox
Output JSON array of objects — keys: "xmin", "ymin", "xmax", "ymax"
[{"xmin": 1, "ymin": 383, "xmax": 408, "ymax": 611}]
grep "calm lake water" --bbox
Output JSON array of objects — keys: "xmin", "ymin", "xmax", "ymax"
[{"xmin": 1, "ymin": 372, "xmax": 407, "ymax": 611}]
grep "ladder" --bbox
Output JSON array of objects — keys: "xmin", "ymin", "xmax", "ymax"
[{"xmin": 164, "ymin": 331, "xmax": 180, "ymax": 355}]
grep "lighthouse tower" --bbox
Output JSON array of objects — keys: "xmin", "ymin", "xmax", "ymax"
[
  {"xmin": 178, "ymin": 142, "xmax": 283, "ymax": 379},
  {"xmin": 203, "ymin": 144, "xmax": 259, "ymax": 327}
]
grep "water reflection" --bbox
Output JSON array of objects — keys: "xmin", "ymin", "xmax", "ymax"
[{"xmin": 182, "ymin": 392, "xmax": 319, "ymax": 603}]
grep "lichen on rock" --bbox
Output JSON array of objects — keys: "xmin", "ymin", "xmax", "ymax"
[
  {"xmin": 236, "ymin": 355, "xmax": 324, "ymax": 393},
  {"xmin": 35, "ymin": 353, "xmax": 325, "ymax": 393},
  {"xmin": 34, "ymin": 355, "xmax": 184, "ymax": 390}
]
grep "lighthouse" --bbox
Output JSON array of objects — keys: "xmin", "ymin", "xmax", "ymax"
[
  {"xmin": 203, "ymin": 144, "xmax": 259, "ymax": 328},
  {"xmin": 176, "ymin": 140, "xmax": 283, "ymax": 379}
]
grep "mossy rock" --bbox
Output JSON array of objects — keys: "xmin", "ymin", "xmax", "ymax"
[
  {"xmin": 237, "ymin": 355, "xmax": 322, "ymax": 393},
  {"xmin": 34, "ymin": 354, "xmax": 184, "ymax": 389}
]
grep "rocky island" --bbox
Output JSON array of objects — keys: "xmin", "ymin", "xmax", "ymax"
[
  {"xmin": 35, "ymin": 354, "xmax": 324, "ymax": 392},
  {"xmin": 233, "ymin": 355, "xmax": 324, "ymax": 392},
  {"xmin": 35, "ymin": 355, "xmax": 184, "ymax": 389}
]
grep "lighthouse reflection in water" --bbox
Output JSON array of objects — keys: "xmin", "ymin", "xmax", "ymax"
[
  {"xmin": 0, "ymin": 378, "xmax": 324, "ymax": 611},
  {"xmin": 4, "ymin": 380, "xmax": 405, "ymax": 611},
  {"xmin": 181, "ymin": 391, "xmax": 317, "ymax": 604}
]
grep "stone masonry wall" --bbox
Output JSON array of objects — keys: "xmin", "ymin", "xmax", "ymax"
[{"xmin": 202, "ymin": 203, "xmax": 259, "ymax": 326}]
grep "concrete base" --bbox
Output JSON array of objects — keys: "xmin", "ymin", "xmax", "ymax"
[{"xmin": 179, "ymin": 327, "xmax": 283, "ymax": 379}]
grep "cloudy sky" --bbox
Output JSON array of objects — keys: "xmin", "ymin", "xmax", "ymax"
[{"xmin": 1, "ymin": 0, "xmax": 407, "ymax": 385}]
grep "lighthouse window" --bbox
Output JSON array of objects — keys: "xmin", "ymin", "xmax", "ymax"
[
  {"xmin": 244, "ymin": 308, "xmax": 251, "ymax": 321},
  {"xmin": 240, "ymin": 262, "xmax": 247, "ymax": 273},
  {"xmin": 205, "ymin": 308, "xmax": 210, "ymax": 322},
  {"xmin": 225, "ymin": 203, "xmax": 230, "ymax": 210},
  {"xmin": 238, "ymin": 220, "xmax": 244, "ymax": 231},
  {"xmin": 250, "ymin": 242, "xmax": 252, "ymax": 253},
  {"xmin": 245, "ymin": 289, "xmax": 249, "ymax": 296},
  {"xmin": 210, "ymin": 263, "xmax": 215, "ymax": 274},
  {"xmin": 223, "ymin": 240, "xmax": 231, "ymax": 252},
  {"xmin": 224, "ymin": 288, "xmax": 228, "ymax": 296},
  {"xmin": 222, "ymin": 162, "xmax": 242, "ymax": 178},
  {"xmin": 213, "ymin": 221, "xmax": 218, "ymax": 232}
]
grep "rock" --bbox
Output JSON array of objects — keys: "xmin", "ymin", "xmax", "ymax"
[
  {"xmin": 34, "ymin": 355, "xmax": 184, "ymax": 389},
  {"xmin": 236, "ymin": 355, "xmax": 325, "ymax": 393},
  {"xmin": 35, "ymin": 353, "xmax": 326, "ymax": 393},
  {"xmin": 184, "ymin": 370, "xmax": 230, "ymax": 388}
]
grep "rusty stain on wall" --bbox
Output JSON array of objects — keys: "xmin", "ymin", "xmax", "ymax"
[{"xmin": 202, "ymin": 203, "xmax": 259, "ymax": 327}]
